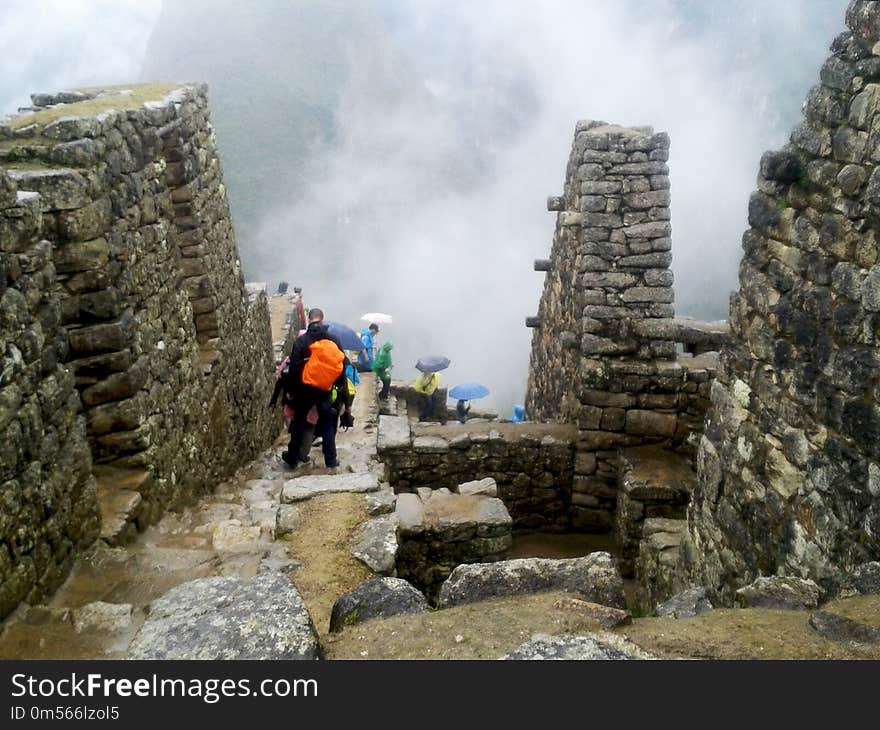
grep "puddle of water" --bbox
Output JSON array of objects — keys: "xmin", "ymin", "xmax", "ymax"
[{"xmin": 508, "ymin": 531, "xmax": 617, "ymax": 560}]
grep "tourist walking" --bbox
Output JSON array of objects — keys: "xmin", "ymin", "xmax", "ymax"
[
  {"xmin": 357, "ymin": 323, "xmax": 380, "ymax": 373},
  {"xmin": 372, "ymin": 340, "xmax": 393, "ymax": 400},
  {"xmin": 281, "ymin": 307, "xmax": 350, "ymax": 469}
]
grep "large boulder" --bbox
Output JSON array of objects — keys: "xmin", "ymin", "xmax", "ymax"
[
  {"xmin": 329, "ymin": 577, "xmax": 429, "ymax": 633},
  {"xmin": 128, "ymin": 573, "xmax": 319, "ymax": 659},
  {"xmin": 437, "ymin": 553, "xmax": 625, "ymax": 609},
  {"xmin": 503, "ymin": 633, "xmax": 653, "ymax": 660},
  {"xmin": 655, "ymin": 587, "xmax": 714, "ymax": 619},
  {"xmin": 734, "ymin": 576, "xmax": 821, "ymax": 611},
  {"xmin": 809, "ymin": 611, "xmax": 880, "ymax": 647}
]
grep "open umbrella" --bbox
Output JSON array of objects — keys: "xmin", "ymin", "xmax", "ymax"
[
  {"xmin": 325, "ymin": 321, "xmax": 364, "ymax": 351},
  {"xmin": 361, "ymin": 312, "xmax": 393, "ymax": 325},
  {"xmin": 415, "ymin": 355, "xmax": 450, "ymax": 373},
  {"xmin": 448, "ymin": 382, "xmax": 490, "ymax": 400}
]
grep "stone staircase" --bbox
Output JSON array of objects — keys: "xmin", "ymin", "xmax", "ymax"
[
  {"xmin": 94, "ymin": 466, "xmax": 155, "ymax": 546},
  {"xmin": 611, "ymin": 445, "xmax": 694, "ymax": 614},
  {"xmin": 0, "ymin": 376, "xmax": 387, "ymax": 659}
]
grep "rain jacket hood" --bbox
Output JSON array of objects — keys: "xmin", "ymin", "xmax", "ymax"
[{"xmin": 372, "ymin": 341, "xmax": 393, "ymax": 371}]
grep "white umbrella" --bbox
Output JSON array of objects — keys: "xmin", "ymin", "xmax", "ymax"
[{"xmin": 361, "ymin": 312, "xmax": 393, "ymax": 324}]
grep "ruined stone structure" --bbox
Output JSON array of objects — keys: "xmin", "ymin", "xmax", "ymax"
[
  {"xmin": 0, "ymin": 84, "xmax": 280, "ymax": 618},
  {"xmin": 679, "ymin": 0, "xmax": 880, "ymax": 602},
  {"xmin": 525, "ymin": 122, "xmax": 725, "ymax": 532},
  {"xmin": 378, "ymin": 418, "xmax": 577, "ymax": 530},
  {"xmin": 395, "ymin": 489, "xmax": 513, "ymax": 600},
  {"xmin": 523, "ymin": 1, "xmax": 880, "ymax": 608}
]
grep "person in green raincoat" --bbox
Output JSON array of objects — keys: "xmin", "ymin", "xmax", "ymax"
[{"xmin": 372, "ymin": 340, "xmax": 393, "ymax": 400}]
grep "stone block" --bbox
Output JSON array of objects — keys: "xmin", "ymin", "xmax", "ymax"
[
  {"xmin": 621, "ymin": 287, "xmax": 674, "ymax": 304},
  {"xmin": 623, "ymin": 190, "xmax": 671, "ymax": 210},
  {"xmin": 618, "ymin": 252, "xmax": 672, "ymax": 268},
  {"xmin": 412, "ymin": 436, "xmax": 449, "ymax": 453},
  {"xmin": 395, "ymin": 493, "xmax": 424, "ymax": 535},
  {"xmin": 68, "ymin": 317, "xmax": 132, "ymax": 356},
  {"xmin": 734, "ymin": 576, "xmax": 822, "ymax": 610},
  {"xmin": 128, "ymin": 573, "xmax": 319, "ymax": 659},
  {"xmin": 7, "ymin": 169, "xmax": 90, "ymax": 211},
  {"xmin": 581, "ymin": 272, "xmax": 638, "ymax": 288},
  {"xmin": 456, "ymin": 477, "xmax": 498, "ymax": 497},
  {"xmin": 438, "ymin": 553, "xmax": 625, "ymax": 608},
  {"xmin": 574, "ymin": 452, "xmax": 597, "ymax": 475},
  {"xmin": 281, "ymin": 473, "xmax": 379, "ymax": 503},
  {"xmin": 0, "ymin": 170, "xmax": 17, "ymax": 209},
  {"xmin": 57, "ymin": 198, "xmax": 112, "ymax": 241},
  {"xmin": 625, "ymin": 410, "xmax": 677, "ymax": 437},
  {"xmin": 350, "ymin": 514, "xmax": 398, "ymax": 575},
  {"xmin": 378, "ymin": 415, "xmax": 410, "ymax": 451},
  {"xmin": 53, "ymin": 237, "xmax": 109, "ymax": 274},
  {"xmin": 329, "ymin": 577, "xmax": 428, "ymax": 633}
]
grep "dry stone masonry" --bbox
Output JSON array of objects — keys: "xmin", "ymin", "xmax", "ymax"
[
  {"xmin": 678, "ymin": 0, "xmax": 880, "ymax": 603},
  {"xmin": 525, "ymin": 121, "xmax": 725, "ymax": 532},
  {"xmin": 395, "ymin": 488, "xmax": 513, "ymax": 600},
  {"xmin": 0, "ymin": 170, "xmax": 99, "ymax": 617},
  {"xmin": 379, "ymin": 419, "xmax": 577, "ymax": 530},
  {"xmin": 0, "ymin": 84, "xmax": 281, "ymax": 619}
]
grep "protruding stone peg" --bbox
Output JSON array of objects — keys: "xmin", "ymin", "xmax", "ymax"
[
  {"xmin": 525, "ymin": 316, "xmax": 542, "ymax": 328},
  {"xmin": 534, "ymin": 258, "xmax": 551, "ymax": 272},
  {"xmin": 547, "ymin": 196, "xmax": 564, "ymax": 211}
]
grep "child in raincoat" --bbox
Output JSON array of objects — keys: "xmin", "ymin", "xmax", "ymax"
[{"xmin": 372, "ymin": 341, "xmax": 393, "ymax": 400}]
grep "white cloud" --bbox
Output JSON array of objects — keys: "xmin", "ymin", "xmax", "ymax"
[{"xmin": 0, "ymin": 0, "xmax": 161, "ymax": 114}]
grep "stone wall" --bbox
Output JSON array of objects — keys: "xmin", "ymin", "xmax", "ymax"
[
  {"xmin": 0, "ymin": 83, "xmax": 280, "ymax": 618},
  {"xmin": 524, "ymin": 123, "xmax": 724, "ymax": 530},
  {"xmin": 378, "ymin": 419, "xmax": 577, "ymax": 531},
  {"xmin": 395, "ymin": 490, "xmax": 513, "ymax": 600},
  {"xmin": 0, "ymin": 171, "xmax": 99, "ymax": 616},
  {"xmin": 681, "ymin": 0, "xmax": 880, "ymax": 602}
]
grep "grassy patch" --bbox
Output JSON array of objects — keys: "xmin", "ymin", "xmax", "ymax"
[{"xmin": 7, "ymin": 82, "xmax": 183, "ymax": 133}]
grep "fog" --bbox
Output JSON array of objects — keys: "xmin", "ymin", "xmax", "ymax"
[
  {"xmin": 3, "ymin": 1, "xmax": 848, "ymax": 415},
  {"xmin": 0, "ymin": 0, "xmax": 160, "ymax": 114}
]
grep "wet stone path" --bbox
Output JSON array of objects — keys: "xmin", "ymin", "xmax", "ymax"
[{"xmin": 0, "ymin": 375, "xmax": 391, "ymax": 659}]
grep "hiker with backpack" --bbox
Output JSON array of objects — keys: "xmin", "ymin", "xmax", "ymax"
[
  {"xmin": 269, "ymin": 355, "xmax": 320, "ymax": 462},
  {"xmin": 278, "ymin": 307, "xmax": 350, "ymax": 469}
]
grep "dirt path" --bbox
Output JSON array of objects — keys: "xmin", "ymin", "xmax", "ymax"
[
  {"xmin": 285, "ymin": 494, "xmax": 372, "ymax": 637},
  {"xmin": 0, "ymin": 373, "xmax": 383, "ymax": 659}
]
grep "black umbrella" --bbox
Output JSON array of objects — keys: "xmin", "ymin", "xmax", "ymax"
[{"xmin": 415, "ymin": 355, "xmax": 451, "ymax": 373}]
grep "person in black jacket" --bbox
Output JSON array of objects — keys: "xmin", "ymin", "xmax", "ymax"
[{"xmin": 280, "ymin": 307, "xmax": 351, "ymax": 469}]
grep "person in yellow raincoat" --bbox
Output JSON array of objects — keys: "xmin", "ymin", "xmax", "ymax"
[{"xmin": 414, "ymin": 371, "xmax": 440, "ymax": 422}]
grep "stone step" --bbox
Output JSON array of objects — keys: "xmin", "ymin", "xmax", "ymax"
[
  {"xmin": 635, "ymin": 518, "xmax": 688, "ymax": 616},
  {"xmin": 93, "ymin": 466, "xmax": 153, "ymax": 546},
  {"xmin": 614, "ymin": 446, "xmax": 694, "ymax": 578}
]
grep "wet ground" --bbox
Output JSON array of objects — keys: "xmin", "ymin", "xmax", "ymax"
[
  {"xmin": 0, "ymin": 375, "xmax": 384, "ymax": 659},
  {"xmin": 3, "ymin": 374, "xmax": 879, "ymax": 660}
]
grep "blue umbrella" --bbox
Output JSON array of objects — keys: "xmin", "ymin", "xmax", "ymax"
[
  {"xmin": 449, "ymin": 382, "xmax": 490, "ymax": 400},
  {"xmin": 325, "ymin": 321, "xmax": 364, "ymax": 351},
  {"xmin": 415, "ymin": 355, "xmax": 450, "ymax": 373}
]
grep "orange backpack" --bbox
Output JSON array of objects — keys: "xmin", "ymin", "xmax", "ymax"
[{"xmin": 302, "ymin": 339, "xmax": 344, "ymax": 392}]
